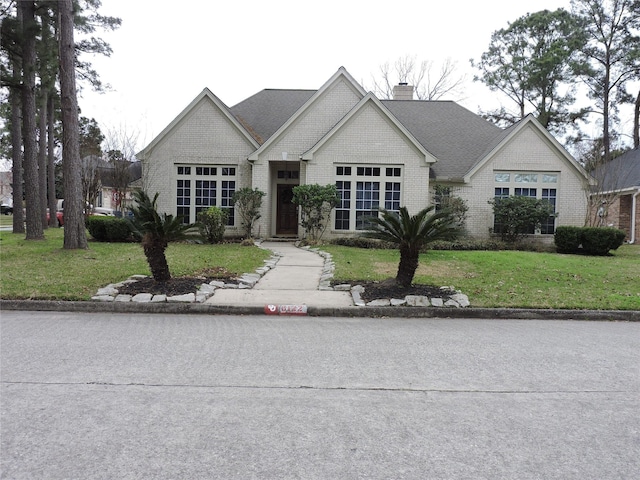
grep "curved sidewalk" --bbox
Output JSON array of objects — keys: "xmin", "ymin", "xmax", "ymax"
[{"xmin": 205, "ymin": 242, "xmax": 354, "ymax": 308}]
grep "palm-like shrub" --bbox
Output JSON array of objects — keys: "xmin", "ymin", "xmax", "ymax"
[
  {"xmin": 128, "ymin": 190, "xmax": 197, "ymax": 282},
  {"xmin": 361, "ymin": 206, "xmax": 459, "ymax": 288}
]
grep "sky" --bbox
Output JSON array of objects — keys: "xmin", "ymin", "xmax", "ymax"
[{"xmin": 78, "ymin": 0, "xmax": 586, "ymax": 152}]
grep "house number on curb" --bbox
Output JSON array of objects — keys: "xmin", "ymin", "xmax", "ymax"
[{"xmin": 264, "ymin": 304, "xmax": 308, "ymax": 316}]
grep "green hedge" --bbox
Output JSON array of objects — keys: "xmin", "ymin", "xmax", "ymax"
[
  {"xmin": 581, "ymin": 227, "xmax": 626, "ymax": 255},
  {"xmin": 86, "ymin": 216, "xmax": 133, "ymax": 242},
  {"xmin": 555, "ymin": 226, "xmax": 626, "ymax": 255},
  {"xmin": 554, "ymin": 226, "xmax": 583, "ymax": 254},
  {"xmin": 329, "ymin": 237, "xmax": 396, "ymax": 249}
]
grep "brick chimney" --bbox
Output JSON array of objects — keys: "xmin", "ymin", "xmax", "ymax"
[{"xmin": 393, "ymin": 82, "xmax": 414, "ymax": 100}]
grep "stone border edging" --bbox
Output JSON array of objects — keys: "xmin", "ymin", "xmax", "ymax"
[
  {"xmin": 306, "ymin": 245, "xmax": 470, "ymax": 308},
  {"xmin": 89, "ymin": 245, "xmax": 283, "ymax": 304}
]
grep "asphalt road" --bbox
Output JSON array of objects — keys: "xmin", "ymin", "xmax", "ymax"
[{"xmin": 1, "ymin": 312, "xmax": 638, "ymax": 480}]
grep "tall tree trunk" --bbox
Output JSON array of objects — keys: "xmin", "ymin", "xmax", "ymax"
[
  {"xmin": 38, "ymin": 90, "xmax": 48, "ymax": 229},
  {"xmin": 603, "ymin": 85, "xmax": 611, "ymax": 162},
  {"xmin": 10, "ymin": 39, "xmax": 25, "ymax": 234},
  {"xmin": 58, "ymin": 0, "xmax": 87, "ymax": 249},
  {"xmin": 634, "ymin": 89, "xmax": 639, "ymax": 149},
  {"xmin": 20, "ymin": 0, "xmax": 44, "ymax": 240},
  {"xmin": 47, "ymin": 94, "xmax": 58, "ymax": 227}
]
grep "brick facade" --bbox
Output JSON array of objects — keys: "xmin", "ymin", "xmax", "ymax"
[{"xmin": 138, "ymin": 68, "xmax": 591, "ymax": 241}]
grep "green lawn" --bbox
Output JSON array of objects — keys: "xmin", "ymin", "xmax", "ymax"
[
  {"xmin": 0, "ymin": 228, "xmax": 271, "ymax": 300},
  {"xmin": 1, "ymin": 228, "xmax": 638, "ymax": 309},
  {"xmin": 320, "ymin": 244, "xmax": 640, "ymax": 310}
]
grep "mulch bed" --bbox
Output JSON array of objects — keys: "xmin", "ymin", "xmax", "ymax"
[
  {"xmin": 116, "ymin": 269, "xmax": 455, "ymax": 302},
  {"xmin": 333, "ymin": 280, "xmax": 456, "ymax": 303},
  {"xmin": 116, "ymin": 267, "xmax": 239, "ymax": 297}
]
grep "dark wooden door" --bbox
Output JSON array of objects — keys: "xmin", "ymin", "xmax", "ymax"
[{"xmin": 276, "ymin": 184, "xmax": 298, "ymax": 235}]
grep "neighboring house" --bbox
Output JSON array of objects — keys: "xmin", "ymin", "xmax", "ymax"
[
  {"xmin": 97, "ymin": 161, "xmax": 142, "ymax": 213},
  {"xmin": 89, "ymin": 159, "xmax": 142, "ymax": 213},
  {"xmin": 137, "ymin": 67, "xmax": 593, "ymax": 240},
  {"xmin": 590, "ymin": 148, "xmax": 640, "ymax": 243}
]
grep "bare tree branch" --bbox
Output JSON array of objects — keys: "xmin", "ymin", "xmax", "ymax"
[{"xmin": 370, "ymin": 55, "xmax": 466, "ymax": 100}]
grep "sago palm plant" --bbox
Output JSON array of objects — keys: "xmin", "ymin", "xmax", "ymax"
[
  {"xmin": 361, "ymin": 206, "xmax": 459, "ymax": 288},
  {"xmin": 128, "ymin": 190, "xmax": 197, "ymax": 282}
]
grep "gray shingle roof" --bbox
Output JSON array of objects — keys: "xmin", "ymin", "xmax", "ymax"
[
  {"xmin": 230, "ymin": 90, "xmax": 506, "ymax": 179},
  {"xmin": 381, "ymin": 100, "xmax": 504, "ymax": 179},
  {"xmin": 230, "ymin": 89, "xmax": 315, "ymax": 144},
  {"xmin": 593, "ymin": 148, "xmax": 640, "ymax": 191}
]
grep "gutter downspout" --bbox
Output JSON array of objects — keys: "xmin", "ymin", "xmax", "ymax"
[{"xmin": 631, "ymin": 189, "xmax": 640, "ymax": 244}]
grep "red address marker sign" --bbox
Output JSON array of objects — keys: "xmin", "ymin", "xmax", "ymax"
[{"xmin": 264, "ymin": 304, "xmax": 308, "ymax": 316}]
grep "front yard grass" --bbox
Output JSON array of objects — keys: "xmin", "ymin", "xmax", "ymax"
[
  {"xmin": 0, "ymin": 229, "xmax": 271, "ymax": 300},
  {"xmin": 1, "ymin": 228, "xmax": 638, "ymax": 310},
  {"xmin": 320, "ymin": 244, "xmax": 640, "ymax": 310}
]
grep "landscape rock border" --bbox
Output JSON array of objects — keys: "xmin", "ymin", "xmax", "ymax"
[
  {"xmin": 91, "ymin": 247, "xmax": 283, "ymax": 304},
  {"xmin": 91, "ymin": 242, "xmax": 469, "ymax": 308},
  {"xmin": 303, "ymin": 245, "xmax": 469, "ymax": 308}
]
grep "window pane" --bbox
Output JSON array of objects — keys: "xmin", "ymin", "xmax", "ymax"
[
  {"xmin": 221, "ymin": 181, "xmax": 235, "ymax": 225},
  {"xmin": 515, "ymin": 174, "xmax": 538, "ymax": 183},
  {"xmin": 356, "ymin": 182, "xmax": 379, "ymax": 230},
  {"xmin": 543, "ymin": 174, "xmax": 558, "ymax": 183},
  {"xmin": 335, "ymin": 181, "xmax": 351, "ymax": 230},
  {"xmin": 495, "ymin": 187, "xmax": 509, "ymax": 198},
  {"xmin": 177, "ymin": 178, "xmax": 191, "ymax": 224},
  {"xmin": 384, "ymin": 182, "xmax": 401, "ymax": 212},
  {"xmin": 495, "ymin": 173, "xmax": 510, "ymax": 182},
  {"xmin": 515, "ymin": 188, "xmax": 536, "ymax": 197}
]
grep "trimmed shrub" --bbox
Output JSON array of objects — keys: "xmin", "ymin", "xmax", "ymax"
[
  {"xmin": 86, "ymin": 216, "xmax": 133, "ymax": 242},
  {"xmin": 292, "ymin": 184, "xmax": 340, "ymax": 242},
  {"xmin": 554, "ymin": 226, "xmax": 583, "ymax": 254},
  {"xmin": 581, "ymin": 227, "xmax": 626, "ymax": 256},
  {"xmin": 86, "ymin": 216, "xmax": 108, "ymax": 241},
  {"xmin": 554, "ymin": 226, "xmax": 626, "ymax": 255},
  {"xmin": 232, "ymin": 187, "xmax": 265, "ymax": 239},
  {"xmin": 329, "ymin": 237, "xmax": 396, "ymax": 249},
  {"xmin": 197, "ymin": 206, "xmax": 228, "ymax": 244},
  {"xmin": 429, "ymin": 238, "xmax": 506, "ymax": 251},
  {"xmin": 489, "ymin": 195, "xmax": 556, "ymax": 242}
]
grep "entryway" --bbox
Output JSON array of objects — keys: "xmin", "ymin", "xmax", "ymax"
[{"xmin": 276, "ymin": 184, "xmax": 298, "ymax": 236}]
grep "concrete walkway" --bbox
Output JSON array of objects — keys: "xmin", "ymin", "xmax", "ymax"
[{"xmin": 205, "ymin": 242, "xmax": 354, "ymax": 308}]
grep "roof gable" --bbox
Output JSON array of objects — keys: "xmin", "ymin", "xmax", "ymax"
[
  {"xmin": 137, "ymin": 88, "xmax": 260, "ymax": 158},
  {"xmin": 247, "ymin": 67, "xmax": 367, "ymax": 161},
  {"xmin": 301, "ymin": 93, "xmax": 435, "ymax": 163},
  {"xmin": 463, "ymin": 115, "xmax": 593, "ymax": 183}
]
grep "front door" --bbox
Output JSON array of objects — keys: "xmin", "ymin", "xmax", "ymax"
[{"xmin": 276, "ymin": 184, "xmax": 298, "ymax": 236}]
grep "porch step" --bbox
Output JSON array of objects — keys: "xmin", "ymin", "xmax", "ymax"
[{"xmin": 264, "ymin": 236, "xmax": 299, "ymax": 242}]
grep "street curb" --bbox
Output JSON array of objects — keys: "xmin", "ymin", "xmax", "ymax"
[{"xmin": 1, "ymin": 300, "xmax": 638, "ymax": 321}]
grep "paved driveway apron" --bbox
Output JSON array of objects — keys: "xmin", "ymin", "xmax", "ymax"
[{"xmin": 1, "ymin": 312, "xmax": 638, "ymax": 479}]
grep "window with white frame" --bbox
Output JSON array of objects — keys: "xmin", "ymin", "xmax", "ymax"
[
  {"xmin": 493, "ymin": 171, "xmax": 559, "ymax": 234},
  {"xmin": 334, "ymin": 165, "xmax": 403, "ymax": 230},
  {"xmin": 176, "ymin": 165, "xmax": 236, "ymax": 225}
]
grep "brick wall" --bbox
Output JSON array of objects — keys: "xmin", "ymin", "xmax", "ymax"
[
  {"xmin": 143, "ymin": 97, "xmax": 256, "ymax": 227},
  {"xmin": 462, "ymin": 125, "xmax": 589, "ymax": 238}
]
